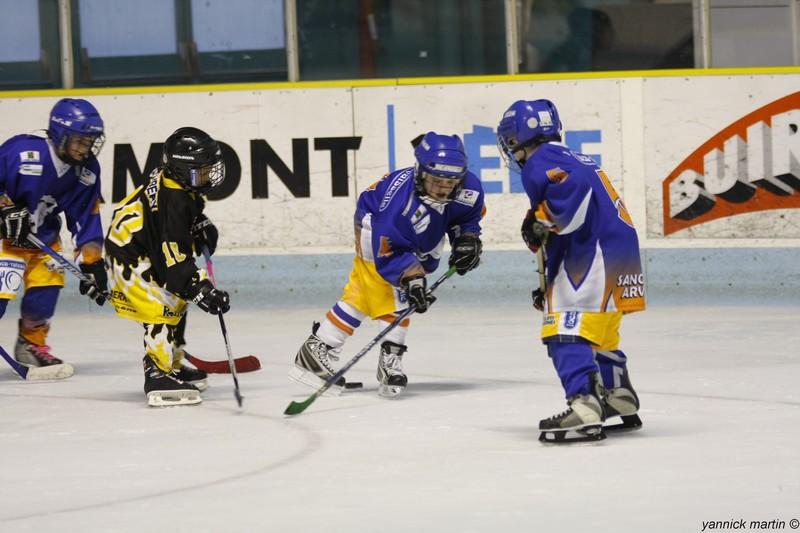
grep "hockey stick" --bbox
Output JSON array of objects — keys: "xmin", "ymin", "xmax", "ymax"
[
  {"xmin": 27, "ymin": 234, "xmax": 109, "ymax": 300},
  {"xmin": 185, "ymin": 353, "xmax": 261, "ymax": 373},
  {"xmin": 218, "ymin": 311, "xmax": 243, "ymax": 407},
  {"xmin": 284, "ymin": 265, "xmax": 457, "ymax": 416},
  {"xmin": 180, "ymin": 249, "xmax": 262, "ymax": 374},
  {"xmin": 203, "ymin": 247, "xmax": 243, "ymax": 407},
  {"xmin": 536, "ymin": 248, "xmax": 546, "ymax": 292}
]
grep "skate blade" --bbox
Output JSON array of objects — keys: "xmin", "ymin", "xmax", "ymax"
[
  {"xmin": 288, "ymin": 366, "xmax": 343, "ymax": 397},
  {"xmin": 604, "ymin": 414, "xmax": 643, "ymax": 433},
  {"xmin": 147, "ymin": 390, "xmax": 202, "ymax": 407},
  {"xmin": 377, "ymin": 384, "xmax": 405, "ymax": 399},
  {"xmin": 22, "ymin": 363, "xmax": 75, "ymax": 381},
  {"xmin": 539, "ymin": 425, "xmax": 606, "ymax": 444}
]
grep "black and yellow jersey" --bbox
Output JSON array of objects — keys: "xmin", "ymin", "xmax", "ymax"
[{"xmin": 105, "ymin": 168, "xmax": 205, "ymax": 298}]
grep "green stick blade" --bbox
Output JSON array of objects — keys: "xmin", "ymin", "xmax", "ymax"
[{"xmin": 284, "ymin": 396, "xmax": 315, "ymax": 416}]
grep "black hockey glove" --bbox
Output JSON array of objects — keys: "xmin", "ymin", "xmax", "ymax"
[
  {"xmin": 403, "ymin": 275, "xmax": 436, "ymax": 314},
  {"xmin": 0, "ymin": 204, "xmax": 31, "ymax": 246},
  {"xmin": 187, "ymin": 279, "xmax": 230, "ymax": 315},
  {"xmin": 521, "ymin": 210, "xmax": 549, "ymax": 253},
  {"xmin": 79, "ymin": 260, "xmax": 108, "ymax": 306},
  {"xmin": 448, "ymin": 234, "xmax": 482, "ymax": 275},
  {"xmin": 532, "ymin": 288, "xmax": 545, "ymax": 312},
  {"xmin": 191, "ymin": 214, "xmax": 219, "ymax": 256}
]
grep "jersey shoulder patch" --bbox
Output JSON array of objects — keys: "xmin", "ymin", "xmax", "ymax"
[
  {"xmin": 79, "ymin": 167, "xmax": 97, "ymax": 186},
  {"xmin": 19, "ymin": 150, "xmax": 40, "ymax": 163},
  {"xmin": 454, "ymin": 188, "xmax": 479, "ymax": 207}
]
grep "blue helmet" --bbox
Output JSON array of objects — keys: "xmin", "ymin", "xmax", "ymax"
[
  {"xmin": 497, "ymin": 99, "xmax": 562, "ymax": 172},
  {"xmin": 48, "ymin": 98, "xmax": 105, "ymax": 164},
  {"xmin": 413, "ymin": 131, "xmax": 468, "ymax": 205}
]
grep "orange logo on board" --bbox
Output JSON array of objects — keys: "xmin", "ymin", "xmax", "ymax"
[{"xmin": 662, "ymin": 92, "xmax": 800, "ymax": 236}]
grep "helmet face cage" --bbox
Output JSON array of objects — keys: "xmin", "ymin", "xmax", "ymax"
[
  {"xmin": 188, "ymin": 160, "xmax": 225, "ymax": 190},
  {"xmin": 62, "ymin": 132, "xmax": 106, "ymax": 161},
  {"xmin": 413, "ymin": 132, "xmax": 468, "ymax": 205},
  {"xmin": 496, "ymin": 130, "xmax": 523, "ymax": 173},
  {"xmin": 415, "ymin": 169, "xmax": 464, "ymax": 205},
  {"xmin": 163, "ymin": 127, "xmax": 226, "ymax": 191}
]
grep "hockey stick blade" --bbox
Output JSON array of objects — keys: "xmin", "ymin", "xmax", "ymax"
[
  {"xmin": 0, "ymin": 344, "xmax": 75, "ymax": 380},
  {"xmin": 186, "ymin": 354, "xmax": 261, "ymax": 374},
  {"xmin": 0, "ymin": 345, "xmax": 29, "ymax": 379},
  {"xmin": 284, "ymin": 396, "xmax": 316, "ymax": 416}
]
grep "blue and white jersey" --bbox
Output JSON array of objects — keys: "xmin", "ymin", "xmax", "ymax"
[
  {"xmin": 0, "ymin": 133, "xmax": 103, "ymax": 248},
  {"xmin": 521, "ymin": 142, "xmax": 645, "ymax": 313},
  {"xmin": 355, "ymin": 167, "xmax": 485, "ymax": 286}
]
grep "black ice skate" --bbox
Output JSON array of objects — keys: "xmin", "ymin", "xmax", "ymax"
[
  {"xmin": 143, "ymin": 356, "xmax": 201, "ymax": 407},
  {"xmin": 377, "ymin": 341, "xmax": 408, "ymax": 398},
  {"xmin": 288, "ymin": 322, "xmax": 346, "ymax": 396},
  {"xmin": 14, "ymin": 334, "xmax": 74, "ymax": 380},
  {"xmin": 603, "ymin": 368, "xmax": 643, "ymax": 432},
  {"xmin": 173, "ymin": 348, "xmax": 209, "ymax": 391},
  {"xmin": 539, "ymin": 388, "xmax": 606, "ymax": 444}
]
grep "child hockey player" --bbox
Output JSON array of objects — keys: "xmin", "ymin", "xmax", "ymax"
[
  {"xmin": 497, "ymin": 99, "xmax": 645, "ymax": 443},
  {"xmin": 0, "ymin": 98, "xmax": 107, "ymax": 380},
  {"xmin": 105, "ymin": 127, "xmax": 229, "ymax": 406},
  {"xmin": 289, "ymin": 131, "xmax": 485, "ymax": 398}
]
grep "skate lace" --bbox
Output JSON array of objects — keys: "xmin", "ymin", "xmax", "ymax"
[
  {"xmin": 31, "ymin": 344, "xmax": 59, "ymax": 363},
  {"xmin": 381, "ymin": 352, "xmax": 404, "ymax": 376},
  {"xmin": 309, "ymin": 338, "xmax": 341, "ymax": 372},
  {"xmin": 545, "ymin": 407, "xmax": 573, "ymax": 421}
]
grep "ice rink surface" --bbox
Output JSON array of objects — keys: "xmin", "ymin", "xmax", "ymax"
[{"xmin": 1, "ymin": 302, "xmax": 798, "ymax": 532}]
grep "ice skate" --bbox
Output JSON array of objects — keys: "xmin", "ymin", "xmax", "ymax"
[
  {"xmin": 14, "ymin": 334, "xmax": 74, "ymax": 380},
  {"xmin": 539, "ymin": 393, "xmax": 606, "ymax": 443},
  {"xmin": 603, "ymin": 368, "xmax": 643, "ymax": 432},
  {"xmin": 143, "ymin": 356, "xmax": 201, "ymax": 407},
  {"xmin": 173, "ymin": 348, "xmax": 209, "ymax": 391},
  {"xmin": 289, "ymin": 322, "xmax": 345, "ymax": 397},
  {"xmin": 377, "ymin": 341, "xmax": 408, "ymax": 398}
]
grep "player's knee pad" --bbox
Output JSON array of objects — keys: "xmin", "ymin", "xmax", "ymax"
[
  {"xmin": 595, "ymin": 349, "xmax": 628, "ymax": 389},
  {"xmin": 546, "ymin": 341, "xmax": 600, "ymax": 398},
  {"xmin": 20, "ymin": 286, "xmax": 60, "ymax": 323}
]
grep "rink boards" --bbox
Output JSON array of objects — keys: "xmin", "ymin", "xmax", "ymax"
[{"xmin": 0, "ymin": 70, "xmax": 799, "ymax": 252}]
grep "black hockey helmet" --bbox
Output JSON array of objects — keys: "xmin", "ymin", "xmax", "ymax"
[{"xmin": 162, "ymin": 127, "xmax": 225, "ymax": 190}]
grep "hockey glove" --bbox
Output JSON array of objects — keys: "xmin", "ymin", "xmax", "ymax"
[
  {"xmin": 188, "ymin": 279, "xmax": 230, "ymax": 315},
  {"xmin": 448, "ymin": 234, "xmax": 482, "ymax": 275},
  {"xmin": 403, "ymin": 275, "xmax": 436, "ymax": 314},
  {"xmin": 532, "ymin": 288, "xmax": 545, "ymax": 312},
  {"xmin": 0, "ymin": 204, "xmax": 31, "ymax": 246},
  {"xmin": 521, "ymin": 210, "xmax": 549, "ymax": 253},
  {"xmin": 79, "ymin": 260, "xmax": 108, "ymax": 306},
  {"xmin": 191, "ymin": 214, "xmax": 219, "ymax": 256}
]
